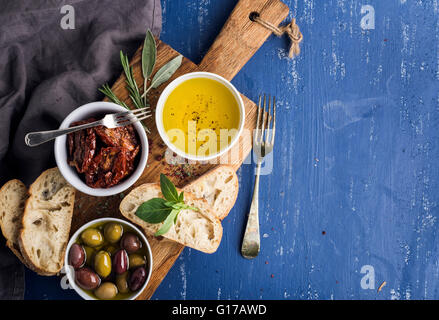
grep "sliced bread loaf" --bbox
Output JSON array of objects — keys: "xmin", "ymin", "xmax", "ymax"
[
  {"xmin": 18, "ymin": 168, "xmax": 75, "ymax": 276},
  {"xmin": 183, "ymin": 165, "xmax": 238, "ymax": 220},
  {"xmin": 120, "ymin": 183, "xmax": 223, "ymax": 253},
  {"xmin": 0, "ymin": 179, "xmax": 28, "ymax": 263}
]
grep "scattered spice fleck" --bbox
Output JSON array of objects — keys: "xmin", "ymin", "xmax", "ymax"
[
  {"xmin": 270, "ymin": 274, "xmax": 274, "ymax": 278},
  {"xmin": 322, "ymin": 230, "xmax": 326, "ymax": 235},
  {"xmin": 265, "ymin": 261, "xmax": 269, "ymax": 265},
  {"xmin": 155, "ymin": 154, "xmax": 163, "ymax": 161},
  {"xmin": 336, "ymin": 280, "xmax": 339, "ymax": 284},
  {"xmin": 148, "ymin": 139, "xmax": 153, "ymax": 153}
]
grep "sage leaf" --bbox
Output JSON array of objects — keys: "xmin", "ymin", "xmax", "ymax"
[
  {"xmin": 142, "ymin": 29, "xmax": 156, "ymax": 79},
  {"xmin": 155, "ymin": 209, "xmax": 179, "ymax": 236},
  {"xmin": 160, "ymin": 173, "xmax": 179, "ymax": 202},
  {"xmin": 136, "ymin": 198, "xmax": 172, "ymax": 223},
  {"xmin": 150, "ymin": 55, "xmax": 182, "ymax": 89}
]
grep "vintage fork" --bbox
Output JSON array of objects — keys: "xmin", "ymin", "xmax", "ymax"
[
  {"xmin": 241, "ymin": 95, "xmax": 276, "ymax": 259},
  {"xmin": 25, "ymin": 107, "xmax": 151, "ymax": 147}
]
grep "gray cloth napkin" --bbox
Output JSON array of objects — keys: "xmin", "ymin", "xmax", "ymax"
[{"xmin": 0, "ymin": 0, "xmax": 161, "ymax": 299}]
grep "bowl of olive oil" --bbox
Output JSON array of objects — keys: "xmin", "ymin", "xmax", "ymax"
[{"xmin": 155, "ymin": 72, "xmax": 245, "ymax": 161}]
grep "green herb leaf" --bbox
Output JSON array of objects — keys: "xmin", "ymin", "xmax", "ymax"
[
  {"xmin": 99, "ymin": 84, "xmax": 129, "ymax": 109},
  {"xmin": 171, "ymin": 203, "xmax": 185, "ymax": 210},
  {"xmin": 120, "ymin": 51, "xmax": 142, "ymax": 107},
  {"xmin": 142, "ymin": 29, "xmax": 156, "ymax": 79},
  {"xmin": 151, "ymin": 55, "xmax": 182, "ymax": 89},
  {"xmin": 135, "ymin": 198, "xmax": 172, "ymax": 223},
  {"xmin": 119, "ymin": 50, "xmax": 152, "ymax": 133},
  {"xmin": 164, "ymin": 201, "xmax": 177, "ymax": 208},
  {"xmin": 142, "ymin": 55, "xmax": 183, "ymax": 97},
  {"xmin": 137, "ymin": 174, "xmax": 199, "ymax": 237},
  {"xmin": 160, "ymin": 173, "xmax": 179, "ymax": 202},
  {"xmin": 155, "ymin": 209, "xmax": 179, "ymax": 236}
]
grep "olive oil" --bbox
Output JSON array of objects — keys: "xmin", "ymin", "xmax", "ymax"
[{"xmin": 162, "ymin": 78, "xmax": 240, "ymax": 156}]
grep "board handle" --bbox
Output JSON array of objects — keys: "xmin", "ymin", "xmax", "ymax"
[{"xmin": 198, "ymin": 0, "xmax": 290, "ymax": 81}]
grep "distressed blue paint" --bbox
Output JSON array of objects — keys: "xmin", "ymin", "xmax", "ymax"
[{"xmin": 25, "ymin": 0, "xmax": 439, "ymax": 300}]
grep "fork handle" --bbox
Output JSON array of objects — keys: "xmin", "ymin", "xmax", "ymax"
[
  {"xmin": 25, "ymin": 120, "xmax": 101, "ymax": 147},
  {"xmin": 241, "ymin": 162, "xmax": 262, "ymax": 259}
]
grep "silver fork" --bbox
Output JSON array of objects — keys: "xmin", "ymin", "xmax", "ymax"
[
  {"xmin": 25, "ymin": 107, "xmax": 151, "ymax": 147},
  {"xmin": 241, "ymin": 95, "xmax": 276, "ymax": 259}
]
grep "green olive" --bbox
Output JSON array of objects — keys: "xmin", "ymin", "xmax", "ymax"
[
  {"xmin": 80, "ymin": 228, "xmax": 104, "ymax": 247},
  {"xmin": 104, "ymin": 223, "xmax": 123, "ymax": 243},
  {"xmin": 115, "ymin": 271, "xmax": 130, "ymax": 294},
  {"xmin": 83, "ymin": 246, "xmax": 95, "ymax": 266},
  {"xmin": 129, "ymin": 254, "xmax": 146, "ymax": 269},
  {"xmin": 94, "ymin": 251, "xmax": 112, "ymax": 278},
  {"xmin": 94, "ymin": 282, "xmax": 118, "ymax": 300}
]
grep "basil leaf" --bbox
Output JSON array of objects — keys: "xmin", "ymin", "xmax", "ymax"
[
  {"xmin": 155, "ymin": 209, "xmax": 179, "ymax": 236},
  {"xmin": 171, "ymin": 203, "xmax": 185, "ymax": 210},
  {"xmin": 178, "ymin": 191, "xmax": 184, "ymax": 202},
  {"xmin": 160, "ymin": 174, "xmax": 179, "ymax": 202},
  {"xmin": 164, "ymin": 201, "xmax": 177, "ymax": 207},
  {"xmin": 150, "ymin": 55, "xmax": 183, "ymax": 89},
  {"xmin": 142, "ymin": 29, "xmax": 156, "ymax": 79},
  {"xmin": 136, "ymin": 198, "xmax": 172, "ymax": 223}
]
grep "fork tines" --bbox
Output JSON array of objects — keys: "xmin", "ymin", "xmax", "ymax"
[
  {"xmin": 115, "ymin": 107, "xmax": 152, "ymax": 126},
  {"xmin": 256, "ymin": 94, "xmax": 276, "ymax": 145}
]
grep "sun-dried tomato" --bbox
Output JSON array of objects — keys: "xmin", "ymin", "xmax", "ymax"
[
  {"xmin": 95, "ymin": 125, "xmax": 138, "ymax": 152},
  {"xmin": 67, "ymin": 119, "xmax": 97, "ymax": 173},
  {"xmin": 85, "ymin": 147, "xmax": 128, "ymax": 188},
  {"xmin": 67, "ymin": 117, "xmax": 140, "ymax": 189}
]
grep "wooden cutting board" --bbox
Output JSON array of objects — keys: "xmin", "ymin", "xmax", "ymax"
[{"xmin": 69, "ymin": 0, "xmax": 289, "ymax": 300}]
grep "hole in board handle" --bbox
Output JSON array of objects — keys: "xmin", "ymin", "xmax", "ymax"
[{"xmin": 249, "ymin": 11, "xmax": 260, "ymax": 22}]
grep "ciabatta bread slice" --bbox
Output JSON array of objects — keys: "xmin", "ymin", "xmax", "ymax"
[
  {"xmin": 183, "ymin": 165, "xmax": 238, "ymax": 220},
  {"xmin": 19, "ymin": 168, "xmax": 75, "ymax": 276},
  {"xmin": 120, "ymin": 184, "xmax": 223, "ymax": 253},
  {"xmin": 0, "ymin": 179, "xmax": 28, "ymax": 263}
]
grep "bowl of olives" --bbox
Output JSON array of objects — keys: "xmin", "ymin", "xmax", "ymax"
[{"xmin": 64, "ymin": 218, "xmax": 152, "ymax": 300}]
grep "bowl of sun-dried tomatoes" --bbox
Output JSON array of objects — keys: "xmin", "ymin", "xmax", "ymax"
[{"xmin": 54, "ymin": 102, "xmax": 148, "ymax": 196}]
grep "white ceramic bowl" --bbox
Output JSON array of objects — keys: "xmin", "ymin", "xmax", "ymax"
[
  {"xmin": 155, "ymin": 71, "xmax": 245, "ymax": 161},
  {"xmin": 54, "ymin": 102, "xmax": 148, "ymax": 197},
  {"xmin": 64, "ymin": 218, "xmax": 153, "ymax": 300}
]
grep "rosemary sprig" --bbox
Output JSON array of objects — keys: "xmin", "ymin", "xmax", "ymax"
[
  {"xmin": 98, "ymin": 84, "xmax": 129, "ymax": 109},
  {"xmin": 120, "ymin": 51, "xmax": 145, "ymax": 110}
]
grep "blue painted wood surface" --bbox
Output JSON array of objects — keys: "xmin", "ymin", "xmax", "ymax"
[{"xmin": 25, "ymin": 0, "xmax": 439, "ymax": 300}]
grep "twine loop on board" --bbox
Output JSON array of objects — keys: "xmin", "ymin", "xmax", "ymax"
[{"xmin": 251, "ymin": 13, "xmax": 303, "ymax": 58}]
